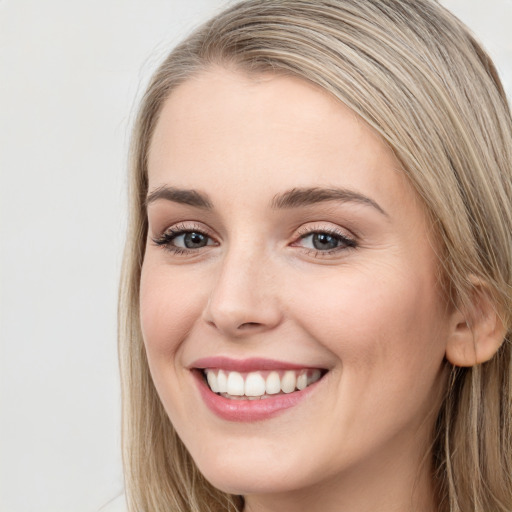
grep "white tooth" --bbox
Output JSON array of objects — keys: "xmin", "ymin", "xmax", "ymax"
[
  {"xmin": 245, "ymin": 372, "xmax": 266, "ymax": 397},
  {"xmin": 281, "ymin": 371, "xmax": 296, "ymax": 393},
  {"xmin": 217, "ymin": 370, "xmax": 227, "ymax": 393},
  {"xmin": 308, "ymin": 369, "xmax": 322, "ymax": 385},
  {"xmin": 226, "ymin": 371, "xmax": 245, "ymax": 396},
  {"xmin": 266, "ymin": 371, "xmax": 281, "ymax": 394},
  {"xmin": 296, "ymin": 372, "xmax": 307, "ymax": 390},
  {"xmin": 206, "ymin": 370, "xmax": 219, "ymax": 392}
]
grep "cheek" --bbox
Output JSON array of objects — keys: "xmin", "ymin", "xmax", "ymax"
[
  {"xmin": 139, "ymin": 258, "xmax": 209, "ymax": 423},
  {"xmin": 292, "ymin": 262, "xmax": 448, "ymax": 385},
  {"xmin": 139, "ymin": 258, "xmax": 206, "ymax": 362},
  {"xmin": 293, "ymin": 265, "xmax": 449, "ymax": 455}
]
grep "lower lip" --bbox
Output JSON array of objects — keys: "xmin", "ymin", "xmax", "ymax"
[{"xmin": 193, "ymin": 370, "xmax": 322, "ymax": 422}]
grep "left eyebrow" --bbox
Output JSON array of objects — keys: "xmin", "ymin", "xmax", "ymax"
[{"xmin": 270, "ymin": 187, "xmax": 388, "ymax": 217}]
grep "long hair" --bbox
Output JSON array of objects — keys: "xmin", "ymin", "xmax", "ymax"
[{"xmin": 118, "ymin": 1, "xmax": 512, "ymax": 510}]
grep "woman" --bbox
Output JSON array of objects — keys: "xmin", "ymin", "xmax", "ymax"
[{"xmin": 118, "ymin": 0, "xmax": 512, "ymax": 510}]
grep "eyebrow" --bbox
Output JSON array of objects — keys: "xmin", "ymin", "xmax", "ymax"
[
  {"xmin": 270, "ymin": 187, "xmax": 388, "ymax": 216},
  {"xmin": 145, "ymin": 184, "xmax": 387, "ymax": 217},
  {"xmin": 145, "ymin": 185, "xmax": 213, "ymax": 209}
]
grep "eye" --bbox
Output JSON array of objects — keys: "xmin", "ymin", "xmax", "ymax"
[
  {"xmin": 173, "ymin": 231, "xmax": 210, "ymax": 249},
  {"xmin": 151, "ymin": 224, "xmax": 217, "ymax": 254},
  {"xmin": 303, "ymin": 232, "xmax": 344, "ymax": 251},
  {"xmin": 293, "ymin": 227, "xmax": 357, "ymax": 255}
]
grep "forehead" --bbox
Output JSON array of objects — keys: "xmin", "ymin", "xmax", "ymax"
[{"xmin": 147, "ymin": 68, "xmax": 417, "ymax": 215}]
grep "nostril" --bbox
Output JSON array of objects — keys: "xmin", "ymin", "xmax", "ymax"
[{"xmin": 238, "ymin": 322, "xmax": 262, "ymax": 330}]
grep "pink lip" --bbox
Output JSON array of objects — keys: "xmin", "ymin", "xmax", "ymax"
[
  {"xmin": 190, "ymin": 356, "xmax": 318, "ymax": 372},
  {"xmin": 191, "ymin": 365, "xmax": 324, "ymax": 423}
]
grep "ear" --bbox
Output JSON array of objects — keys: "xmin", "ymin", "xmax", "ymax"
[{"xmin": 445, "ymin": 279, "xmax": 506, "ymax": 367}]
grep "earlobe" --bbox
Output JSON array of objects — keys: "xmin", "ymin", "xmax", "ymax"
[{"xmin": 445, "ymin": 280, "xmax": 506, "ymax": 367}]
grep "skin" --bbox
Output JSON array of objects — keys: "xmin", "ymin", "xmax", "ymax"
[{"xmin": 140, "ymin": 68, "xmax": 458, "ymax": 512}]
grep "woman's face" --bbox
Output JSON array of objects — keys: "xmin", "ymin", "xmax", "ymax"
[{"xmin": 141, "ymin": 68, "xmax": 453, "ymax": 504}]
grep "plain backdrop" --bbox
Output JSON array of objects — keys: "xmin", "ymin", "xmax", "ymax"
[{"xmin": 1, "ymin": 1, "xmax": 511, "ymax": 511}]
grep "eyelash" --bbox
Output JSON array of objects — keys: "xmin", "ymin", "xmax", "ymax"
[
  {"xmin": 294, "ymin": 226, "xmax": 357, "ymax": 257},
  {"xmin": 151, "ymin": 223, "xmax": 213, "ymax": 255},
  {"xmin": 151, "ymin": 223, "xmax": 358, "ymax": 257}
]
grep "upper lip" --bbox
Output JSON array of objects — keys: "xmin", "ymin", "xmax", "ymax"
[{"xmin": 190, "ymin": 356, "xmax": 326, "ymax": 372}]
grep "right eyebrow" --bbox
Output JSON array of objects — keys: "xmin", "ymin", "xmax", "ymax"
[
  {"xmin": 270, "ymin": 186, "xmax": 388, "ymax": 217},
  {"xmin": 145, "ymin": 185, "xmax": 213, "ymax": 209}
]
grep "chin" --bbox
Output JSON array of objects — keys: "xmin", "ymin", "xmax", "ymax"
[
  {"xmin": 188, "ymin": 441, "xmax": 322, "ymax": 496},
  {"xmin": 201, "ymin": 465, "xmax": 305, "ymax": 496}
]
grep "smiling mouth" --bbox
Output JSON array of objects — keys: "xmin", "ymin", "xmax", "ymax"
[{"xmin": 201, "ymin": 368, "xmax": 326, "ymax": 400}]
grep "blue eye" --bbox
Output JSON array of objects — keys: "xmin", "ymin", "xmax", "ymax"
[
  {"xmin": 297, "ymin": 230, "xmax": 357, "ymax": 253},
  {"xmin": 173, "ymin": 231, "xmax": 210, "ymax": 249},
  {"xmin": 305, "ymin": 233, "xmax": 343, "ymax": 250},
  {"xmin": 152, "ymin": 225, "xmax": 216, "ymax": 254}
]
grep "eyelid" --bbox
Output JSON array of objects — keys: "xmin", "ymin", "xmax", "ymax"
[
  {"xmin": 291, "ymin": 223, "xmax": 358, "ymax": 256},
  {"xmin": 151, "ymin": 222, "xmax": 218, "ymax": 254},
  {"xmin": 295, "ymin": 222, "xmax": 357, "ymax": 243}
]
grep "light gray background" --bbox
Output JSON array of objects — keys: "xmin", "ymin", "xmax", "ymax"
[{"xmin": 1, "ymin": 1, "xmax": 511, "ymax": 511}]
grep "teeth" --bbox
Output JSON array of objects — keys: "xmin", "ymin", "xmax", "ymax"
[
  {"xmin": 265, "ymin": 371, "xmax": 281, "ymax": 395},
  {"xmin": 309, "ymin": 369, "xmax": 321, "ymax": 385},
  {"xmin": 217, "ymin": 370, "xmax": 228, "ymax": 393},
  {"xmin": 203, "ymin": 368, "xmax": 324, "ymax": 398},
  {"xmin": 226, "ymin": 371, "xmax": 244, "ymax": 396},
  {"xmin": 281, "ymin": 371, "xmax": 296, "ymax": 393},
  {"xmin": 297, "ymin": 372, "xmax": 308, "ymax": 390},
  {"xmin": 207, "ymin": 371, "xmax": 219, "ymax": 393},
  {"xmin": 245, "ymin": 372, "xmax": 266, "ymax": 396}
]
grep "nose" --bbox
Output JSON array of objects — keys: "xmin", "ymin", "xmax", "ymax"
[{"xmin": 202, "ymin": 245, "xmax": 283, "ymax": 337}]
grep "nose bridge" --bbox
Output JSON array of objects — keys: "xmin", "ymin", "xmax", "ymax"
[{"xmin": 204, "ymin": 238, "xmax": 281, "ymax": 335}]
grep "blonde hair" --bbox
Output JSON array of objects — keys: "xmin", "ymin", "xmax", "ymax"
[{"xmin": 118, "ymin": 1, "xmax": 512, "ymax": 510}]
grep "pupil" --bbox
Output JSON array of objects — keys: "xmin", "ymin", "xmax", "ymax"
[
  {"xmin": 313, "ymin": 233, "xmax": 338, "ymax": 250},
  {"xmin": 184, "ymin": 232, "xmax": 207, "ymax": 248}
]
